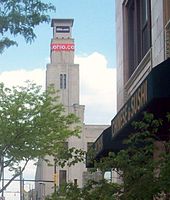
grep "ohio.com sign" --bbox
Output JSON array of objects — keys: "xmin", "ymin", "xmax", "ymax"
[{"xmin": 51, "ymin": 44, "xmax": 74, "ymax": 51}]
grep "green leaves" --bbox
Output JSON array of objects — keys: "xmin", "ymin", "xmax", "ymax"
[
  {"xmin": 45, "ymin": 112, "xmax": 170, "ymax": 199},
  {"xmin": 0, "ymin": 81, "xmax": 81, "ymax": 192},
  {"xmin": 0, "ymin": 0, "xmax": 56, "ymax": 53},
  {"xmin": 90, "ymin": 112, "xmax": 170, "ymax": 199},
  {"xmin": 0, "ymin": 37, "xmax": 17, "ymax": 53},
  {"xmin": 45, "ymin": 180, "xmax": 121, "ymax": 200},
  {"xmin": 54, "ymin": 147, "xmax": 85, "ymax": 168}
]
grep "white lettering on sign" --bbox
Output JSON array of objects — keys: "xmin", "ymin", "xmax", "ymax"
[
  {"xmin": 51, "ymin": 44, "xmax": 75, "ymax": 51},
  {"xmin": 56, "ymin": 26, "xmax": 70, "ymax": 33}
]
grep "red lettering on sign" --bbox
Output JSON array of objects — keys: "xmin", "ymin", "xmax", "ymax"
[{"xmin": 51, "ymin": 44, "xmax": 75, "ymax": 51}]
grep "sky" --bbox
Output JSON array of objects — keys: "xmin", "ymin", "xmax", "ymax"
[
  {"xmin": 0, "ymin": 0, "xmax": 117, "ymax": 198},
  {"xmin": 0, "ymin": 0, "xmax": 116, "ymax": 71}
]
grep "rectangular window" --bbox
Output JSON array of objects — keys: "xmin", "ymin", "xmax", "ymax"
[
  {"xmin": 64, "ymin": 74, "xmax": 66, "ymax": 89},
  {"xmin": 164, "ymin": 0, "xmax": 170, "ymax": 59},
  {"xmin": 87, "ymin": 142, "xmax": 93, "ymax": 171},
  {"xmin": 164, "ymin": 0, "xmax": 170, "ymax": 26},
  {"xmin": 124, "ymin": 0, "xmax": 151, "ymax": 79},
  {"xmin": 60, "ymin": 74, "xmax": 67, "ymax": 89},
  {"xmin": 141, "ymin": 0, "xmax": 151, "ymax": 58},
  {"xmin": 59, "ymin": 170, "xmax": 67, "ymax": 187},
  {"xmin": 141, "ymin": 0, "xmax": 148, "ymax": 27},
  {"xmin": 74, "ymin": 179, "xmax": 78, "ymax": 185}
]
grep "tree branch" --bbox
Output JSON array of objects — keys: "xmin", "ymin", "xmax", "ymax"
[{"xmin": 0, "ymin": 159, "xmax": 29, "ymax": 193}]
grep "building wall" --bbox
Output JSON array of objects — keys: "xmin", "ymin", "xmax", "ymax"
[
  {"xmin": 151, "ymin": 0, "xmax": 164, "ymax": 66},
  {"xmin": 35, "ymin": 125, "xmax": 108, "ymax": 197},
  {"xmin": 35, "ymin": 19, "xmax": 108, "ymax": 198},
  {"xmin": 116, "ymin": 0, "xmax": 167, "ymax": 112},
  {"xmin": 46, "ymin": 63, "xmax": 80, "ymax": 110},
  {"xmin": 115, "ymin": 0, "xmax": 124, "ymax": 110}
]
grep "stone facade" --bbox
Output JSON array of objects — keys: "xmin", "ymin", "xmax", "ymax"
[
  {"xmin": 116, "ymin": 0, "xmax": 170, "ymax": 112},
  {"xmin": 35, "ymin": 19, "xmax": 108, "ymax": 199},
  {"xmin": 115, "ymin": 0, "xmax": 170, "ymax": 194}
]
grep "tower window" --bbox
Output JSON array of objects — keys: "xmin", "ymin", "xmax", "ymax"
[
  {"xmin": 60, "ymin": 74, "xmax": 67, "ymax": 89},
  {"xmin": 64, "ymin": 74, "xmax": 66, "ymax": 89}
]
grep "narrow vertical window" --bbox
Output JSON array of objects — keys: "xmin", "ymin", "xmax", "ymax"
[
  {"xmin": 59, "ymin": 170, "xmax": 67, "ymax": 187},
  {"xmin": 141, "ymin": 0, "xmax": 148, "ymax": 26},
  {"xmin": 87, "ymin": 142, "xmax": 93, "ymax": 171},
  {"xmin": 60, "ymin": 74, "xmax": 67, "ymax": 89},
  {"xmin": 124, "ymin": 0, "xmax": 151, "ymax": 80},
  {"xmin": 141, "ymin": 0, "xmax": 151, "ymax": 58},
  {"xmin": 164, "ymin": 0, "xmax": 170, "ymax": 58},
  {"xmin": 164, "ymin": 0, "xmax": 170, "ymax": 26},
  {"xmin": 127, "ymin": 0, "xmax": 136, "ymax": 75},
  {"xmin": 64, "ymin": 74, "xmax": 66, "ymax": 89},
  {"xmin": 74, "ymin": 179, "xmax": 78, "ymax": 185}
]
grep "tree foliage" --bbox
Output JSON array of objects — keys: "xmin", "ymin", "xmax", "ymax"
[
  {"xmin": 0, "ymin": 82, "xmax": 81, "ymax": 192},
  {"xmin": 94, "ymin": 112, "xmax": 170, "ymax": 200},
  {"xmin": 46, "ymin": 112, "xmax": 170, "ymax": 200},
  {"xmin": 45, "ymin": 180, "xmax": 121, "ymax": 200},
  {"xmin": 0, "ymin": 0, "xmax": 55, "ymax": 53}
]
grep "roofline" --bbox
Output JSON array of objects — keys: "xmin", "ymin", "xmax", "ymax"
[{"xmin": 51, "ymin": 19, "xmax": 74, "ymax": 27}]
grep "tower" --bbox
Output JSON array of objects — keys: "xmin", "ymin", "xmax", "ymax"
[
  {"xmin": 45, "ymin": 18, "xmax": 86, "ymax": 192},
  {"xmin": 46, "ymin": 19, "xmax": 84, "ymax": 121},
  {"xmin": 35, "ymin": 19, "xmax": 108, "ymax": 198}
]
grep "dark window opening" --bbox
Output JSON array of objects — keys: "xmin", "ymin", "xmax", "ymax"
[
  {"xmin": 60, "ymin": 73, "xmax": 67, "ymax": 89},
  {"xmin": 124, "ymin": 0, "xmax": 151, "ymax": 79},
  {"xmin": 74, "ymin": 179, "xmax": 78, "ymax": 185},
  {"xmin": 87, "ymin": 142, "xmax": 94, "ymax": 171},
  {"xmin": 64, "ymin": 74, "xmax": 66, "ymax": 89},
  {"xmin": 164, "ymin": 0, "xmax": 170, "ymax": 25},
  {"xmin": 59, "ymin": 170, "xmax": 67, "ymax": 187}
]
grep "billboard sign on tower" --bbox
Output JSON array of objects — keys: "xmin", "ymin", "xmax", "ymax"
[{"xmin": 51, "ymin": 43, "xmax": 74, "ymax": 51}]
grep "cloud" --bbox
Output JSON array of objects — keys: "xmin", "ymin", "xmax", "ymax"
[
  {"xmin": 1, "ymin": 52, "xmax": 117, "ymax": 196},
  {"xmin": 0, "ymin": 52, "xmax": 117, "ymax": 125},
  {"xmin": 0, "ymin": 69, "xmax": 46, "ymax": 89},
  {"xmin": 75, "ymin": 52, "xmax": 117, "ymax": 124}
]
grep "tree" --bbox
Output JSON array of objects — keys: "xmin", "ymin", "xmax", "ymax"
[
  {"xmin": 0, "ymin": 81, "xmax": 82, "ymax": 193},
  {"xmin": 45, "ymin": 112, "xmax": 170, "ymax": 200},
  {"xmin": 0, "ymin": 0, "xmax": 55, "ymax": 53},
  {"xmin": 45, "ymin": 180, "xmax": 120, "ymax": 200},
  {"xmin": 94, "ymin": 112, "xmax": 170, "ymax": 200}
]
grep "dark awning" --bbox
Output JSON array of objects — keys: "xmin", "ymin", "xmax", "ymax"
[{"xmin": 86, "ymin": 58, "xmax": 170, "ymax": 168}]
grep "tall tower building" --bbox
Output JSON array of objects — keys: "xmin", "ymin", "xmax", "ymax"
[
  {"xmin": 46, "ymin": 19, "xmax": 84, "ymax": 120},
  {"xmin": 35, "ymin": 19, "xmax": 108, "ymax": 198}
]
